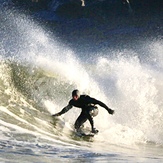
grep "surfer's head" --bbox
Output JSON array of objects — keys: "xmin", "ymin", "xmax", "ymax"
[{"xmin": 72, "ymin": 89, "xmax": 80, "ymax": 101}]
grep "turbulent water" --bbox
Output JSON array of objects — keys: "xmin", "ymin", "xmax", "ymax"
[{"xmin": 0, "ymin": 2, "xmax": 163, "ymax": 162}]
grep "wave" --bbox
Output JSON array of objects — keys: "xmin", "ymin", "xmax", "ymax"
[
  {"xmin": 0, "ymin": 5, "xmax": 163, "ymax": 152},
  {"xmin": 1, "ymin": 46, "xmax": 163, "ymax": 147}
]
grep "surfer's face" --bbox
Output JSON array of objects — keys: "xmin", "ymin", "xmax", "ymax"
[{"xmin": 73, "ymin": 95, "xmax": 79, "ymax": 101}]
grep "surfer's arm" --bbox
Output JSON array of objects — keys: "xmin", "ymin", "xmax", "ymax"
[
  {"xmin": 89, "ymin": 97, "xmax": 114, "ymax": 115},
  {"xmin": 97, "ymin": 100, "xmax": 114, "ymax": 114},
  {"xmin": 52, "ymin": 104, "xmax": 73, "ymax": 117}
]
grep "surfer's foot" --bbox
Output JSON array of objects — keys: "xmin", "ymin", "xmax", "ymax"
[{"xmin": 92, "ymin": 128, "xmax": 99, "ymax": 134}]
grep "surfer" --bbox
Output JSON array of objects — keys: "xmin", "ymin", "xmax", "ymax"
[{"xmin": 52, "ymin": 89, "xmax": 114, "ymax": 134}]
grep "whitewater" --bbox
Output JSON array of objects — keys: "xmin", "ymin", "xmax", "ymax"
[{"xmin": 0, "ymin": 4, "xmax": 163, "ymax": 163}]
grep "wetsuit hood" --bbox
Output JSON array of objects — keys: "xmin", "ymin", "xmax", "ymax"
[{"xmin": 72, "ymin": 89, "xmax": 80, "ymax": 97}]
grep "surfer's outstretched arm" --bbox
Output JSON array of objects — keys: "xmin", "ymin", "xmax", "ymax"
[
  {"xmin": 88, "ymin": 97, "xmax": 114, "ymax": 115},
  {"xmin": 96, "ymin": 100, "xmax": 114, "ymax": 115},
  {"xmin": 52, "ymin": 104, "xmax": 73, "ymax": 117}
]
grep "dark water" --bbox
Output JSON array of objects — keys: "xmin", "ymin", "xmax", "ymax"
[{"xmin": 0, "ymin": 1, "xmax": 163, "ymax": 162}]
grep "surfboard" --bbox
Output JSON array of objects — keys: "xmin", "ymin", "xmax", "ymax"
[{"xmin": 75, "ymin": 131, "xmax": 96, "ymax": 137}]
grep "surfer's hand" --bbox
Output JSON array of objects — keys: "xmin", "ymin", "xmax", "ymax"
[
  {"xmin": 108, "ymin": 109, "xmax": 114, "ymax": 115},
  {"xmin": 52, "ymin": 113, "xmax": 60, "ymax": 117}
]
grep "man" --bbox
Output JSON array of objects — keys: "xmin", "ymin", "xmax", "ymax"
[{"xmin": 52, "ymin": 89, "xmax": 114, "ymax": 134}]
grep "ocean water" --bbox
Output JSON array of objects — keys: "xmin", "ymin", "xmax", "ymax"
[{"xmin": 0, "ymin": 2, "xmax": 163, "ymax": 162}]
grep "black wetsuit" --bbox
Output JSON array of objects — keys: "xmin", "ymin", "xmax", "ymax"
[{"xmin": 56, "ymin": 95, "xmax": 113, "ymax": 132}]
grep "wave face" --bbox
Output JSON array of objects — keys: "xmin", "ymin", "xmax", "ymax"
[{"xmin": 0, "ymin": 4, "xmax": 163, "ymax": 163}]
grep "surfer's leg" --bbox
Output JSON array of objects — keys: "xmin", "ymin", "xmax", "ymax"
[
  {"xmin": 74, "ymin": 112, "xmax": 87, "ymax": 132},
  {"xmin": 86, "ymin": 111, "xmax": 99, "ymax": 133}
]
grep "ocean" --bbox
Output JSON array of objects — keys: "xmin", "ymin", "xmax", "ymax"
[{"xmin": 0, "ymin": 1, "xmax": 163, "ymax": 162}]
